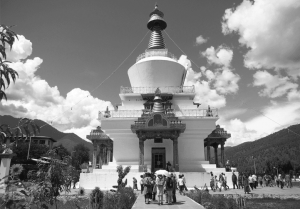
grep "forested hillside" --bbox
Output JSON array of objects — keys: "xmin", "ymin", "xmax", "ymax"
[{"xmin": 223, "ymin": 124, "xmax": 300, "ymax": 174}]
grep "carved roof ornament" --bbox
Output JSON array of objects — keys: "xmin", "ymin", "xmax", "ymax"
[
  {"xmin": 155, "ymin": 87, "xmax": 161, "ymax": 96},
  {"xmin": 104, "ymin": 106, "xmax": 111, "ymax": 118}
]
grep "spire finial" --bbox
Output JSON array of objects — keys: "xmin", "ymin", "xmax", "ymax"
[{"xmin": 147, "ymin": 6, "xmax": 167, "ymax": 49}]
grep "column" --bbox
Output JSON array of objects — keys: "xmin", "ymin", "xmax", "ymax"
[
  {"xmin": 221, "ymin": 141, "xmax": 225, "ymax": 167},
  {"xmin": 92, "ymin": 143, "xmax": 97, "ymax": 169},
  {"xmin": 207, "ymin": 144, "xmax": 211, "ymax": 162},
  {"xmin": 139, "ymin": 138, "xmax": 145, "ymax": 172},
  {"xmin": 107, "ymin": 148, "xmax": 111, "ymax": 163},
  {"xmin": 99, "ymin": 145, "xmax": 103, "ymax": 169},
  {"xmin": 173, "ymin": 137, "xmax": 179, "ymax": 172},
  {"xmin": 213, "ymin": 144, "xmax": 219, "ymax": 167}
]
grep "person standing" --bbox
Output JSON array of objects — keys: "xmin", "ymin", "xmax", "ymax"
[
  {"xmin": 274, "ymin": 174, "xmax": 279, "ymax": 187},
  {"xmin": 244, "ymin": 174, "xmax": 251, "ymax": 194},
  {"xmin": 152, "ymin": 175, "xmax": 157, "ymax": 201},
  {"xmin": 133, "ymin": 177, "xmax": 138, "ymax": 190},
  {"xmin": 258, "ymin": 175, "xmax": 263, "ymax": 187},
  {"xmin": 249, "ymin": 174, "xmax": 254, "ymax": 190},
  {"xmin": 252, "ymin": 174, "xmax": 257, "ymax": 189},
  {"xmin": 166, "ymin": 161, "xmax": 171, "ymax": 172},
  {"xmin": 238, "ymin": 173, "xmax": 243, "ymax": 189},
  {"xmin": 232, "ymin": 172, "xmax": 238, "ymax": 189},
  {"xmin": 156, "ymin": 174, "xmax": 165, "ymax": 205},
  {"xmin": 171, "ymin": 173, "xmax": 177, "ymax": 203},
  {"xmin": 165, "ymin": 173, "xmax": 173, "ymax": 205},
  {"xmin": 140, "ymin": 174, "xmax": 144, "ymax": 194},
  {"xmin": 285, "ymin": 173, "xmax": 290, "ymax": 188},
  {"xmin": 143, "ymin": 173, "xmax": 153, "ymax": 204}
]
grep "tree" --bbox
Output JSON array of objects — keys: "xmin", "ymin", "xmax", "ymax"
[
  {"xmin": 72, "ymin": 143, "xmax": 90, "ymax": 170},
  {"xmin": 12, "ymin": 141, "xmax": 49, "ymax": 164},
  {"xmin": 52, "ymin": 144, "xmax": 70, "ymax": 160},
  {"xmin": 0, "ymin": 25, "xmax": 18, "ymax": 101},
  {"xmin": 0, "ymin": 118, "xmax": 40, "ymax": 154}
]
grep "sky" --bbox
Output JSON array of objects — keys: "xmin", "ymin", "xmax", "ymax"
[{"xmin": 1, "ymin": 0, "xmax": 300, "ymax": 146}]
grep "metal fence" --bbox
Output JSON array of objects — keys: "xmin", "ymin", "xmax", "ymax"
[
  {"xmin": 120, "ymin": 86, "xmax": 195, "ymax": 94},
  {"xmin": 99, "ymin": 108, "xmax": 218, "ymax": 119}
]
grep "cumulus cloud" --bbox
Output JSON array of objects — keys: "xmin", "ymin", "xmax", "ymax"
[
  {"xmin": 5, "ymin": 35, "xmax": 32, "ymax": 62},
  {"xmin": 202, "ymin": 46, "xmax": 233, "ymax": 67},
  {"xmin": 219, "ymin": 98, "xmax": 300, "ymax": 146},
  {"xmin": 179, "ymin": 45, "xmax": 240, "ymax": 108},
  {"xmin": 253, "ymin": 71, "xmax": 298, "ymax": 98},
  {"xmin": 222, "ymin": 0, "xmax": 300, "ymax": 77},
  {"xmin": 1, "ymin": 34, "xmax": 113, "ymax": 140},
  {"xmin": 195, "ymin": 35, "xmax": 208, "ymax": 46}
]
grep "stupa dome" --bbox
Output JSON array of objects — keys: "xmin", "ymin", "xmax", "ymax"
[{"xmin": 127, "ymin": 5, "xmax": 186, "ymax": 88}]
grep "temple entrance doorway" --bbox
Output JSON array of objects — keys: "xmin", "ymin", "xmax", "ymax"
[{"xmin": 151, "ymin": 148, "xmax": 166, "ymax": 172}]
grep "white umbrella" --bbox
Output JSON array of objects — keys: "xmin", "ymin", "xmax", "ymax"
[{"xmin": 155, "ymin": 169, "xmax": 169, "ymax": 176}]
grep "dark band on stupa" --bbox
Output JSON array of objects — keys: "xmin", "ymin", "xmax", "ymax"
[{"xmin": 147, "ymin": 5, "xmax": 167, "ymax": 49}]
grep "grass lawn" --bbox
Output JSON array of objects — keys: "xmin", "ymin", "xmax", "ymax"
[{"xmin": 245, "ymin": 198, "xmax": 300, "ymax": 209}]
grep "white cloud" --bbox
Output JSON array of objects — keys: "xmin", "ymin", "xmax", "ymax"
[
  {"xmin": 253, "ymin": 71, "xmax": 298, "ymax": 98},
  {"xmin": 202, "ymin": 46, "xmax": 233, "ymax": 67},
  {"xmin": 1, "ymin": 34, "xmax": 113, "ymax": 140},
  {"xmin": 195, "ymin": 35, "xmax": 208, "ymax": 46},
  {"xmin": 221, "ymin": 99, "xmax": 300, "ymax": 146},
  {"xmin": 180, "ymin": 45, "xmax": 240, "ymax": 108},
  {"xmin": 222, "ymin": 0, "xmax": 300, "ymax": 77},
  {"xmin": 5, "ymin": 35, "xmax": 32, "ymax": 62}
]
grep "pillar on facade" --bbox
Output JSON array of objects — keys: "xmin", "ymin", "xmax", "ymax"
[
  {"xmin": 92, "ymin": 143, "xmax": 97, "ymax": 169},
  {"xmin": 107, "ymin": 148, "xmax": 111, "ymax": 163},
  {"xmin": 207, "ymin": 141, "xmax": 211, "ymax": 162},
  {"xmin": 138, "ymin": 138, "xmax": 145, "ymax": 172},
  {"xmin": 98, "ymin": 145, "xmax": 103, "ymax": 169},
  {"xmin": 173, "ymin": 137, "xmax": 179, "ymax": 172},
  {"xmin": 213, "ymin": 144, "xmax": 219, "ymax": 167},
  {"xmin": 221, "ymin": 141, "xmax": 225, "ymax": 167}
]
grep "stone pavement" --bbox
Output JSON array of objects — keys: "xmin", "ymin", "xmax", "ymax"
[{"xmin": 132, "ymin": 193, "xmax": 204, "ymax": 209}]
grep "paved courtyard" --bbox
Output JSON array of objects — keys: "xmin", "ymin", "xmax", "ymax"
[{"xmin": 132, "ymin": 193, "xmax": 204, "ymax": 209}]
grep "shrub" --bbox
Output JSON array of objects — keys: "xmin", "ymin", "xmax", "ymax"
[
  {"xmin": 78, "ymin": 187, "xmax": 85, "ymax": 196},
  {"xmin": 103, "ymin": 187, "xmax": 137, "ymax": 209},
  {"xmin": 89, "ymin": 187, "xmax": 104, "ymax": 209},
  {"xmin": 186, "ymin": 189, "xmax": 242, "ymax": 209}
]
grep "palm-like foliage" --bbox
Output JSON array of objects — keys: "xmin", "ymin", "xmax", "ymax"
[
  {"xmin": 0, "ymin": 24, "xmax": 18, "ymax": 101},
  {"xmin": 0, "ymin": 118, "xmax": 40, "ymax": 153}
]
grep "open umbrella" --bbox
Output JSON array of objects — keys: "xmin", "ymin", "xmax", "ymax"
[{"xmin": 155, "ymin": 169, "xmax": 169, "ymax": 176}]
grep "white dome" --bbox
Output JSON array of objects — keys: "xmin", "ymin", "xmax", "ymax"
[{"xmin": 128, "ymin": 56, "xmax": 186, "ymax": 88}]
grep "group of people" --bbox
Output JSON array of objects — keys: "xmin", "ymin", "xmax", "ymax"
[
  {"xmin": 232, "ymin": 172, "xmax": 293, "ymax": 194},
  {"xmin": 134, "ymin": 172, "xmax": 188, "ymax": 205},
  {"xmin": 209, "ymin": 172, "xmax": 229, "ymax": 192}
]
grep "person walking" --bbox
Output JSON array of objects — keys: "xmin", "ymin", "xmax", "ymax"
[
  {"xmin": 182, "ymin": 174, "xmax": 188, "ymax": 191},
  {"xmin": 165, "ymin": 173, "xmax": 173, "ymax": 205},
  {"xmin": 156, "ymin": 174, "xmax": 165, "ymax": 205},
  {"xmin": 178, "ymin": 175, "xmax": 185, "ymax": 195},
  {"xmin": 232, "ymin": 172, "xmax": 238, "ymax": 189}
]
